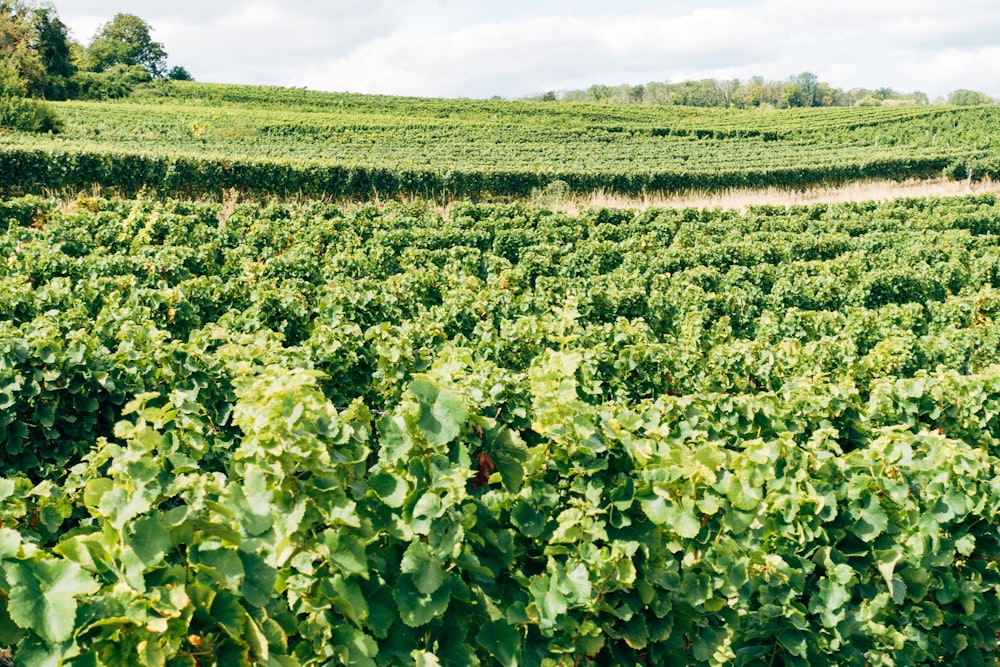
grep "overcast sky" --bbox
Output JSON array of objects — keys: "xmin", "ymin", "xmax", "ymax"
[{"xmin": 53, "ymin": 1, "xmax": 1000, "ymax": 100}]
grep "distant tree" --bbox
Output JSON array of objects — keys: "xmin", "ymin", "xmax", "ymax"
[
  {"xmin": 816, "ymin": 82, "xmax": 838, "ymax": 106},
  {"xmin": 0, "ymin": 48, "xmax": 24, "ymax": 95},
  {"xmin": 783, "ymin": 81, "xmax": 805, "ymax": 108},
  {"xmin": 948, "ymin": 89, "xmax": 994, "ymax": 106},
  {"xmin": 167, "ymin": 65, "xmax": 192, "ymax": 81},
  {"xmin": 643, "ymin": 81, "xmax": 670, "ymax": 104},
  {"xmin": 28, "ymin": 3, "xmax": 74, "ymax": 99},
  {"xmin": 87, "ymin": 13, "xmax": 167, "ymax": 78},
  {"xmin": 587, "ymin": 84, "xmax": 613, "ymax": 103},
  {"xmin": 742, "ymin": 76, "xmax": 765, "ymax": 107},
  {"xmin": 0, "ymin": 0, "xmax": 45, "ymax": 93},
  {"xmin": 525, "ymin": 73, "xmax": 929, "ymax": 109},
  {"xmin": 540, "ymin": 90, "xmax": 556, "ymax": 102},
  {"xmin": 792, "ymin": 71, "xmax": 821, "ymax": 106}
]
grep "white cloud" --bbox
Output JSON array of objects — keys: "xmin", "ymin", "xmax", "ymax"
[
  {"xmin": 900, "ymin": 47, "xmax": 1000, "ymax": 99},
  {"xmin": 293, "ymin": 10, "xmax": 776, "ymax": 97},
  {"xmin": 54, "ymin": 1, "xmax": 1000, "ymax": 99}
]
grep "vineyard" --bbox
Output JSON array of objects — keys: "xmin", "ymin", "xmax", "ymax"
[
  {"xmin": 1, "ymin": 81, "xmax": 1000, "ymax": 199},
  {"xmin": 1, "ymin": 185, "xmax": 1000, "ymax": 664}
]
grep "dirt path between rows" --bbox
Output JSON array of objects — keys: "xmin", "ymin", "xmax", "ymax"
[{"xmin": 554, "ymin": 178, "xmax": 1000, "ymax": 213}]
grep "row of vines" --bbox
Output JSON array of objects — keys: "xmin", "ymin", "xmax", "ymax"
[
  {"xmin": 2, "ymin": 83, "xmax": 1000, "ymax": 199},
  {"xmin": 2, "ymin": 193, "xmax": 1000, "ymax": 664}
]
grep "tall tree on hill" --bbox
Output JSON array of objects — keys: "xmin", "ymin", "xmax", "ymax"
[
  {"xmin": 87, "ymin": 13, "xmax": 167, "ymax": 78},
  {"xmin": 948, "ymin": 89, "xmax": 995, "ymax": 106},
  {"xmin": 0, "ymin": 0, "xmax": 45, "ymax": 93},
  {"xmin": 29, "ymin": 3, "xmax": 74, "ymax": 99},
  {"xmin": 0, "ymin": 0, "xmax": 62, "ymax": 131}
]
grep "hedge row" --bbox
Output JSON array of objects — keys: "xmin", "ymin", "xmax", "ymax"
[{"xmin": 0, "ymin": 147, "xmax": 974, "ymax": 201}]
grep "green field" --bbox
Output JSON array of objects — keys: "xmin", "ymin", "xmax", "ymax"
[
  {"xmin": 3, "ymin": 85, "xmax": 1000, "ymax": 666},
  {"xmin": 2, "ymin": 81, "xmax": 999, "ymax": 199}
]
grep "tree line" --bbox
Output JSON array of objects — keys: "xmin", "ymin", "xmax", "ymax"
[
  {"xmin": 1, "ymin": 1, "xmax": 189, "ymax": 131},
  {"xmin": 530, "ymin": 72, "xmax": 997, "ymax": 108}
]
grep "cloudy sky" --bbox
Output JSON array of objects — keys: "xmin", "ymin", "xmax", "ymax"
[{"xmin": 54, "ymin": 1, "xmax": 1000, "ymax": 100}]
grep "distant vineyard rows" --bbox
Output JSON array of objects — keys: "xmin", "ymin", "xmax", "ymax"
[{"xmin": 1, "ymin": 82, "xmax": 999, "ymax": 198}]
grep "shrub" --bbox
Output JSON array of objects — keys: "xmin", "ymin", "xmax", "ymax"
[{"xmin": 0, "ymin": 94, "xmax": 62, "ymax": 133}]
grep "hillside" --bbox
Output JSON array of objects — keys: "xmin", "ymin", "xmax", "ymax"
[{"xmin": 1, "ymin": 81, "xmax": 998, "ymax": 200}]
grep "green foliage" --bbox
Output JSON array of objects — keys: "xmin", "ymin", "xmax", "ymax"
[
  {"xmin": 0, "ymin": 91, "xmax": 61, "ymax": 132},
  {"xmin": 27, "ymin": 5, "xmax": 74, "ymax": 100},
  {"xmin": 85, "ymin": 13, "xmax": 167, "ymax": 78},
  {"xmin": 544, "ymin": 72, "xmax": 924, "ymax": 108},
  {"xmin": 70, "ymin": 64, "xmax": 150, "ymax": 100},
  {"xmin": 0, "ymin": 12, "xmax": 62, "ymax": 132},
  {"xmin": 1, "ymin": 85, "xmax": 998, "ymax": 198},
  {"xmin": 166, "ymin": 65, "xmax": 192, "ymax": 82},
  {"xmin": 0, "ymin": 2, "xmax": 44, "ymax": 97},
  {"xmin": 948, "ymin": 89, "xmax": 996, "ymax": 106},
  {"xmin": 3, "ymin": 191, "xmax": 1000, "ymax": 663},
  {"xmin": 0, "ymin": 1, "xmax": 76, "ymax": 101}
]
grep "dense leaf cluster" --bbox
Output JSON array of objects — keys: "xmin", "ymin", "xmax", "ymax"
[{"xmin": 3, "ymin": 194, "xmax": 1000, "ymax": 664}]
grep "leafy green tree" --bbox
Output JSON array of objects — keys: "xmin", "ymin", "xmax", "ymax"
[
  {"xmin": 948, "ymin": 89, "xmax": 995, "ymax": 106},
  {"xmin": 783, "ymin": 81, "xmax": 805, "ymax": 107},
  {"xmin": 167, "ymin": 65, "xmax": 192, "ymax": 81},
  {"xmin": 0, "ymin": 0, "xmax": 45, "ymax": 93},
  {"xmin": 28, "ymin": 3, "xmax": 74, "ymax": 99},
  {"xmin": 0, "ymin": 1, "xmax": 61, "ymax": 129},
  {"xmin": 87, "ymin": 13, "xmax": 167, "ymax": 78}
]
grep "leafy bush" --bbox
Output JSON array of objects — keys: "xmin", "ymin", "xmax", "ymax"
[
  {"xmin": 0, "ymin": 94, "xmax": 61, "ymax": 133},
  {"xmin": 70, "ymin": 64, "xmax": 151, "ymax": 100},
  {"xmin": 0, "ymin": 58, "xmax": 61, "ymax": 133}
]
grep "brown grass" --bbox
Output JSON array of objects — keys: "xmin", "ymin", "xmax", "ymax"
[{"xmin": 542, "ymin": 178, "xmax": 1000, "ymax": 214}]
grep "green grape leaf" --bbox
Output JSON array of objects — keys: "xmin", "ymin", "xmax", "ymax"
[
  {"xmin": 393, "ymin": 574, "xmax": 451, "ymax": 627},
  {"xmin": 486, "ymin": 425, "xmax": 528, "ymax": 492},
  {"xmin": 127, "ymin": 515, "xmax": 171, "ymax": 567},
  {"xmin": 400, "ymin": 541, "xmax": 445, "ymax": 595},
  {"xmin": 0, "ymin": 478, "xmax": 14, "ymax": 502},
  {"xmin": 210, "ymin": 590, "xmax": 249, "ymax": 639},
  {"xmin": 377, "ymin": 415, "xmax": 414, "ymax": 463},
  {"xmin": 196, "ymin": 547, "xmax": 246, "ymax": 593},
  {"xmin": 476, "ymin": 620, "xmax": 521, "ymax": 666},
  {"xmin": 369, "ymin": 472, "xmax": 408, "ymax": 508},
  {"xmin": 324, "ymin": 529, "xmax": 370, "ymax": 578},
  {"xmin": 0, "ymin": 528, "xmax": 21, "ymax": 560},
  {"xmin": 410, "ymin": 379, "xmax": 468, "ymax": 447},
  {"xmin": 511, "ymin": 502, "xmax": 546, "ymax": 539},
  {"xmin": 854, "ymin": 495, "xmax": 888, "ymax": 542},
  {"xmin": 326, "ymin": 575, "xmax": 369, "ymax": 628},
  {"xmin": 5, "ymin": 558, "xmax": 100, "ymax": 643},
  {"xmin": 237, "ymin": 550, "xmax": 277, "ymax": 608},
  {"xmin": 9, "ymin": 635, "xmax": 80, "ymax": 667}
]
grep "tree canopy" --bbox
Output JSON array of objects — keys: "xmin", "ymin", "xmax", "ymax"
[
  {"xmin": 529, "ymin": 73, "xmax": 981, "ymax": 109},
  {"xmin": 0, "ymin": 0, "xmax": 46, "ymax": 95},
  {"xmin": 87, "ymin": 13, "xmax": 167, "ymax": 78},
  {"xmin": 0, "ymin": 1, "xmax": 62, "ymax": 130}
]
